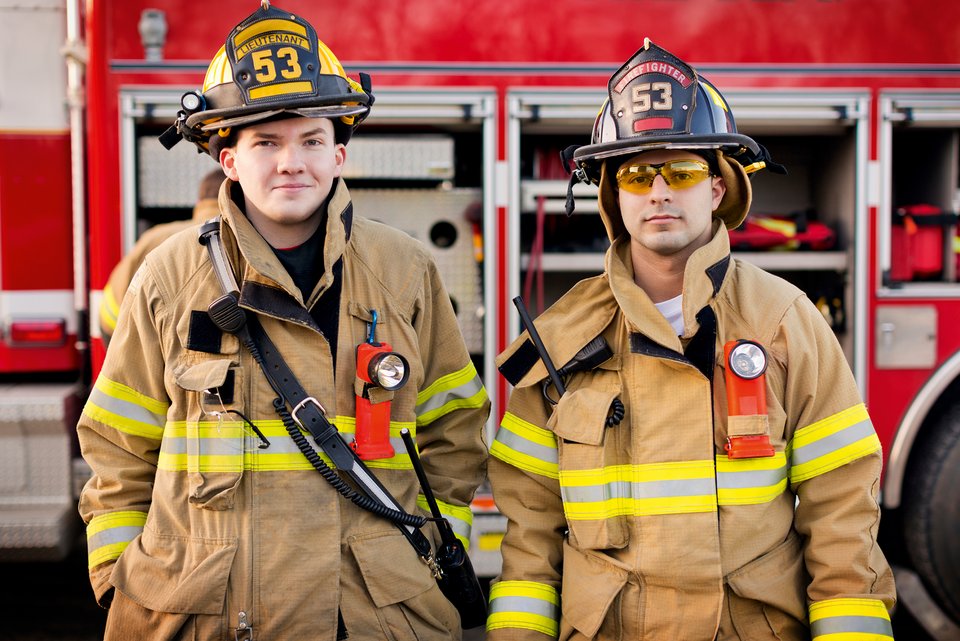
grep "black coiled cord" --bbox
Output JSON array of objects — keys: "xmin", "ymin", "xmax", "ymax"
[
  {"xmin": 237, "ymin": 331, "xmax": 426, "ymax": 529},
  {"xmin": 271, "ymin": 397, "xmax": 426, "ymax": 528},
  {"xmin": 606, "ymin": 398, "xmax": 625, "ymax": 428}
]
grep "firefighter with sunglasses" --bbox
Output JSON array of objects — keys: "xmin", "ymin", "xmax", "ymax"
[
  {"xmin": 488, "ymin": 40, "xmax": 895, "ymax": 640},
  {"xmin": 77, "ymin": 4, "xmax": 488, "ymax": 639}
]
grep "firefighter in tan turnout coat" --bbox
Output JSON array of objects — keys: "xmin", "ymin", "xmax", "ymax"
[
  {"xmin": 77, "ymin": 4, "xmax": 488, "ymax": 640},
  {"xmin": 487, "ymin": 40, "xmax": 895, "ymax": 641}
]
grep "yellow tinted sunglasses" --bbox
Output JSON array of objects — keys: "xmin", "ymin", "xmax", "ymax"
[{"xmin": 615, "ymin": 159, "xmax": 712, "ymax": 194}]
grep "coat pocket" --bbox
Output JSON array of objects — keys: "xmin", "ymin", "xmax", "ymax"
[
  {"xmin": 111, "ymin": 523, "xmax": 238, "ymax": 615},
  {"xmin": 725, "ymin": 532, "xmax": 808, "ymax": 638},
  {"xmin": 560, "ymin": 540, "xmax": 630, "ymax": 639},
  {"xmin": 174, "ymin": 357, "xmax": 245, "ymax": 510},
  {"xmin": 349, "ymin": 530, "xmax": 459, "ymax": 640},
  {"xmin": 549, "ymin": 369, "xmax": 626, "ymax": 550}
]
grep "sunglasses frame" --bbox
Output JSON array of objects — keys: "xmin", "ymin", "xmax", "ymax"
[{"xmin": 615, "ymin": 159, "xmax": 713, "ymax": 194}]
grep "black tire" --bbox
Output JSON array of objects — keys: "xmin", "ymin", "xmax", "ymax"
[{"xmin": 903, "ymin": 402, "xmax": 960, "ymax": 623}]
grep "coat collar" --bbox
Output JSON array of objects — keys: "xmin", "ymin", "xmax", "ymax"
[
  {"xmin": 605, "ymin": 220, "xmax": 731, "ymax": 349},
  {"xmin": 217, "ymin": 177, "xmax": 353, "ymax": 307}
]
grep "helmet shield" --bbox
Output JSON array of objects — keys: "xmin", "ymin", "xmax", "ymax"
[
  {"xmin": 168, "ymin": 4, "xmax": 371, "ymax": 154},
  {"xmin": 226, "ymin": 6, "xmax": 325, "ymax": 108},
  {"xmin": 608, "ymin": 42, "xmax": 698, "ymax": 139}
]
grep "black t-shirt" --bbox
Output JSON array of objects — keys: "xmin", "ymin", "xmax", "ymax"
[{"xmin": 271, "ymin": 220, "xmax": 326, "ymax": 302}]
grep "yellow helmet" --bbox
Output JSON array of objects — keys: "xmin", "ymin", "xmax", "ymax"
[{"xmin": 161, "ymin": 3, "xmax": 372, "ymax": 154}]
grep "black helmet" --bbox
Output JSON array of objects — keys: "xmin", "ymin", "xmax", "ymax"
[
  {"xmin": 573, "ymin": 38, "xmax": 768, "ymax": 182},
  {"xmin": 565, "ymin": 38, "xmax": 782, "ymax": 230}
]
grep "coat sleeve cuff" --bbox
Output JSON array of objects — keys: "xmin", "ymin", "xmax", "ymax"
[
  {"xmin": 486, "ymin": 580, "xmax": 560, "ymax": 639},
  {"xmin": 808, "ymin": 597, "xmax": 893, "ymax": 639}
]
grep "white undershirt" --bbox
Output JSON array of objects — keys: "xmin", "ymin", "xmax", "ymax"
[{"xmin": 654, "ymin": 294, "xmax": 684, "ymax": 335}]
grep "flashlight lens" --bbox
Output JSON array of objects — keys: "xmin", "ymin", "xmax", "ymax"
[
  {"xmin": 181, "ymin": 91, "xmax": 203, "ymax": 112},
  {"xmin": 372, "ymin": 353, "xmax": 408, "ymax": 390},
  {"xmin": 729, "ymin": 342, "xmax": 766, "ymax": 379}
]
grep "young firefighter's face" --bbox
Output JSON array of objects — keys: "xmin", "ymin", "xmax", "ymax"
[
  {"xmin": 220, "ymin": 116, "xmax": 345, "ymax": 247},
  {"xmin": 617, "ymin": 149, "xmax": 725, "ymax": 259}
]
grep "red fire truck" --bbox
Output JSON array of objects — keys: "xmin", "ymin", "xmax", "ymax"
[{"xmin": 3, "ymin": 0, "xmax": 959, "ymax": 634}]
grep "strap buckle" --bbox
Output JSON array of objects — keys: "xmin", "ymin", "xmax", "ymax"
[
  {"xmin": 291, "ymin": 396, "xmax": 326, "ymax": 430},
  {"xmin": 421, "ymin": 553, "xmax": 442, "ymax": 580}
]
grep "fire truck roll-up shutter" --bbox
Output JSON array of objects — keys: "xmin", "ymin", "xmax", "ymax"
[{"xmin": 881, "ymin": 94, "xmax": 960, "ymax": 290}]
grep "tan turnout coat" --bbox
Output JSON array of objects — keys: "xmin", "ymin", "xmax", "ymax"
[
  {"xmin": 78, "ymin": 178, "xmax": 489, "ymax": 641},
  {"xmin": 487, "ymin": 206, "xmax": 895, "ymax": 639}
]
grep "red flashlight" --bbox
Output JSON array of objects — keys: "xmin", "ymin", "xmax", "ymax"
[
  {"xmin": 353, "ymin": 340, "xmax": 409, "ymax": 460},
  {"xmin": 723, "ymin": 339, "xmax": 775, "ymax": 459}
]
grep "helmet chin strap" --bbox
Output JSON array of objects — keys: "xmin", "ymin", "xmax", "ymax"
[{"xmin": 560, "ymin": 144, "xmax": 587, "ymax": 216}]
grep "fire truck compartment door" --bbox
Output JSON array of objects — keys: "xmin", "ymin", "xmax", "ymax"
[{"xmin": 875, "ymin": 305, "xmax": 937, "ymax": 369}]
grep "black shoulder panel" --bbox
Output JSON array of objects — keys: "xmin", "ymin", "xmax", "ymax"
[
  {"xmin": 705, "ymin": 255, "xmax": 730, "ymax": 297},
  {"xmin": 497, "ymin": 339, "xmax": 540, "ymax": 387},
  {"xmin": 187, "ymin": 310, "xmax": 223, "ymax": 354}
]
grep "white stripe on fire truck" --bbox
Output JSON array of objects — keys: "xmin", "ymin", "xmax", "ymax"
[{"xmin": 0, "ymin": 289, "xmax": 77, "ymax": 333}]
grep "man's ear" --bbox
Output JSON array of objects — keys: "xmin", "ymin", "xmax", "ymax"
[
  {"xmin": 711, "ymin": 175, "xmax": 727, "ymax": 211},
  {"xmin": 334, "ymin": 143, "xmax": 346, "ymax": 177},
  {"xmin": 220, "ymin": 146, "xmax": 239, "ymax": 181}
]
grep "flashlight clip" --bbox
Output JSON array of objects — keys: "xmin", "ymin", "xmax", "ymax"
[
  {"xmin": 366, "ymin": 309, "xmax": 379, "ymax": 344},
  {"xmin": 725, "ymin": 434, "xmax": 775, "ymax": 459}
]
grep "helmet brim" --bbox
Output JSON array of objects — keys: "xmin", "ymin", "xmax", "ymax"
[
  {"xmin": 574, "ymin": 133, "xmax": 759, "ymax": 175},
  {"xmin": 195, "ymin": 104, "xmax": 370, "ymax": 132}
]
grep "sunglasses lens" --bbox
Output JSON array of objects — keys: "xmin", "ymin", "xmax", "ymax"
[
  {"xmin": 662, "ymin": 161, "xmax": 711, "ymax": 189},
  {"xmin": 616, "ymin": 165, "xmax": 657, "ymax": 193},
  {"xmin": 616, "ymin": 160, "xmax": 711, "ymax": 194}
]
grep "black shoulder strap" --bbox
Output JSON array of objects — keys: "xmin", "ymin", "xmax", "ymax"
[{"xmin": 197, "ymin": 220, "xmax": 432, "ymax": 558}]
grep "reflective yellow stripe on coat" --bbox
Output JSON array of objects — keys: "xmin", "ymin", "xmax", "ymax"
[
  {"xmin": 100, "ymin": 283, "xmax": 120, "ymax": 332},
  {"xmin": 809, "ymin": 598, "xmax": 893, "ymax": 640},
  {"xmin": 416, "ymin": 362, "xmax": 487, "ymax": 427},
  {"xmin": 86, "ymin": 510, "xmax": 148, "ymax": 569},
  {"xmin": 158, "ymin": 417, "xmax": 419, "ymax": 472},
  {"xmin": 82, "ymin": 376, "xmax": 168, "ymax": 440},
  {"xmin": 490, "ymin": 412, "xmax": 558, "ymax": 479},
  {"xmin": 789, "ymin": 404, "xmax": 881, "ymax": 484},
  {"xmin": 487, "ymin": 580, "xmax": 560, "ymax": 637},
  {"xmin": 716, "ymin": 452, "xmax": 788, "ymax": 505},
  {"xmin": 493, "ymin": 414, "xmax": 792, "ymax": 511},
  {"xmin": 560, "ymin": 460, "xmax": 717, "ymax": 519}
]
